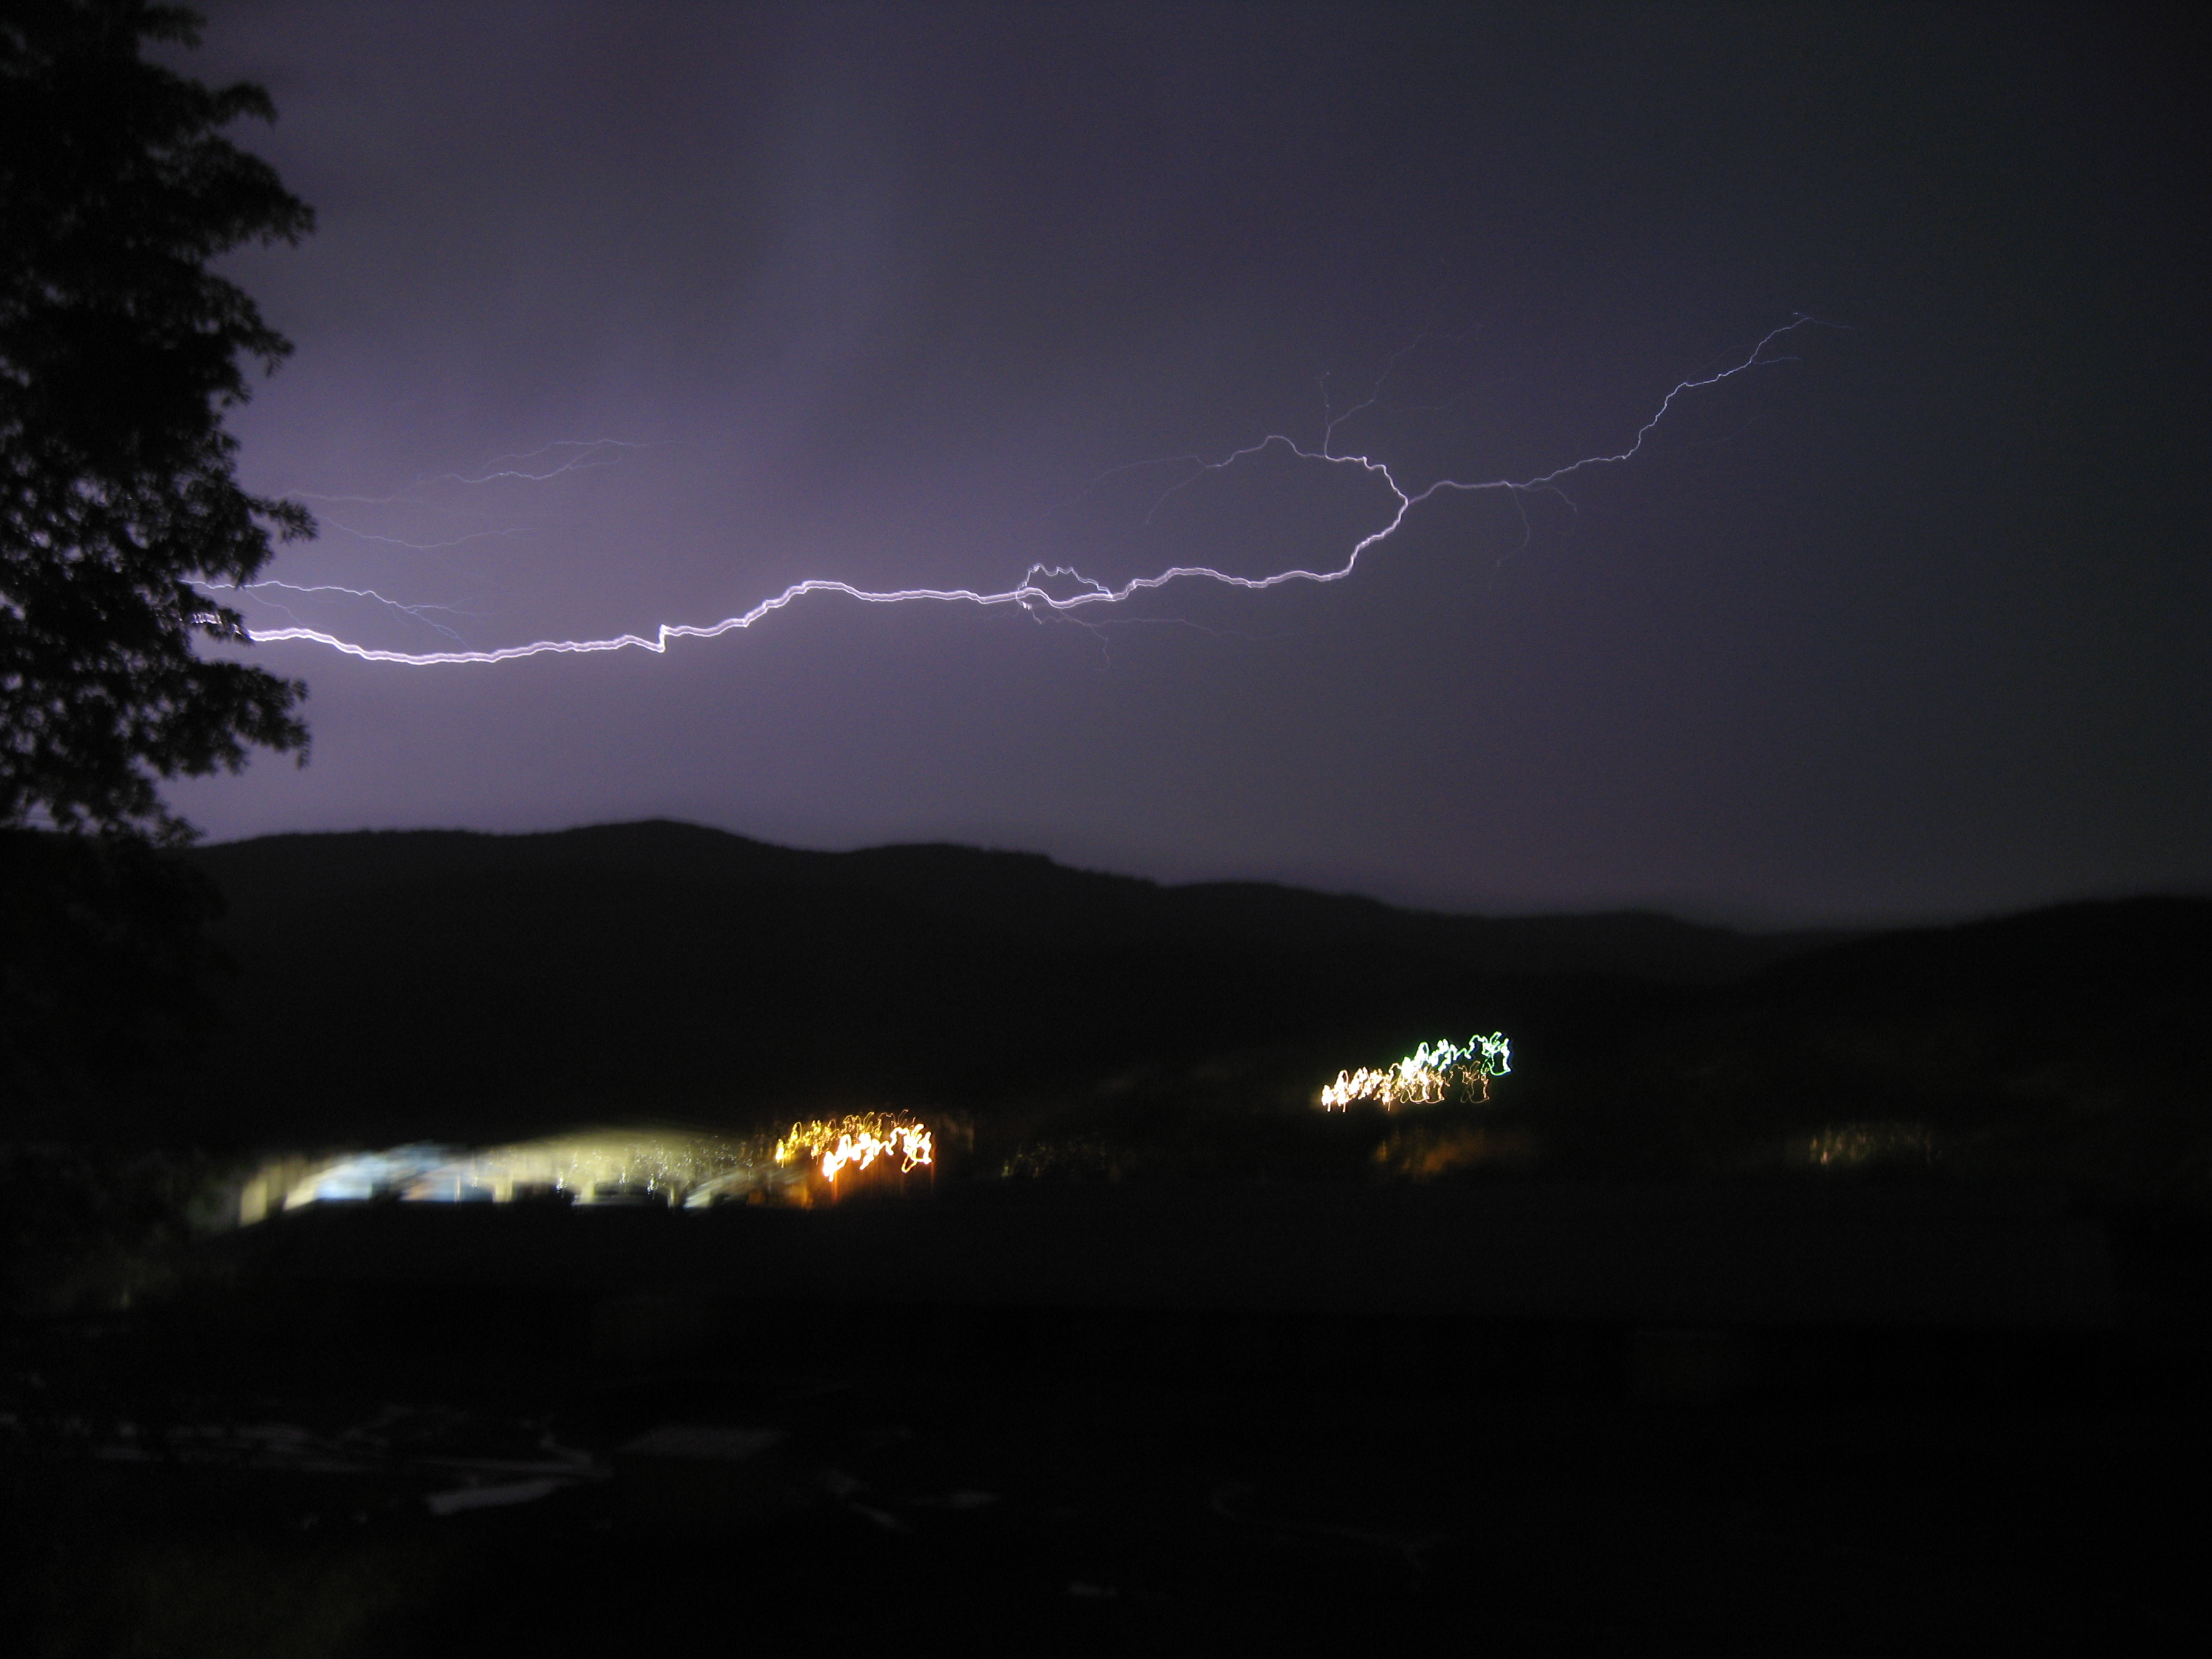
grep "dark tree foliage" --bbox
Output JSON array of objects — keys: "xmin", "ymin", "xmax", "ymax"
[
  {"xmin": 0, "ymin": 824, "xmax": 224, "ymax": 1124},
  {"xmin": 1, "ymin": 0, "xmax": 314, "ymax": 847}
]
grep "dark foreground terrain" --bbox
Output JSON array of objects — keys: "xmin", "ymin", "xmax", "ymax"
[
  {"xmin": 5, "ymin": 823, "xmax": 2210, "ymax": 1652},
  {"xmin": 14, "ymin": 820, "xmax": 2208, "ymax": 1198},
  {"xmin": 7, "ymin": 1182, "xmax": 2212, "ymax": 1656}
]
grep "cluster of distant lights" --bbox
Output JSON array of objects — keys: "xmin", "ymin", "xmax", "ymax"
[
  {"xmin": 1806, "ymin": 1121, "xmax": 1937, "ymax": 1169},
  {"xmin": 1319, "ymin": 1032, "xmax": 1512, "ymax": 1111},
  {"xmin": 205, "ymin": 318, "xmax": 1825, "ymax": 667},
  {"xmin": 235, "ymin": 1082, "xmax": 1946, "ymax": 1220},
  {"xmin": 246, "ymin": 1116, "xmax": 936, "ymax": 1221},
  {"xmin": 241, "ymin": 1050, "xmax": 1545, "ymax": 1221},
  {"xmin": 776, "ymin": 1113, "xmax": 935, "ymax": 1183}
]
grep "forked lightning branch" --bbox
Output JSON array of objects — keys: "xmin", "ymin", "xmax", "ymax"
[{"xmin": 204, "ymin": 318, "xmax": 1823, "ymax": 668}]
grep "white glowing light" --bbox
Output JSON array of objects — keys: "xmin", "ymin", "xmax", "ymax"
[
  {"xmin": 238, "ymin": 1118, "xmax": 940, "ymax": 1225},
  {"xmin": 1320, "ymin": 1031, "xmax": 1511, "ymax": 1111},
  {"xmin": 266, "ymin": 1130, "xmax": 766, "ymax": 1215}
]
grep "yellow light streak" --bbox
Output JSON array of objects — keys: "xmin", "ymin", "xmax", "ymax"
[{"xmin": 774, "ymin": 1113, "xmax": 935, "ymax": 1184}]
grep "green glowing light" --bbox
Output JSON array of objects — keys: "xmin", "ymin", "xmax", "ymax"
[{"xmin": 1320, "ymin": 1031, "xmax": 1512, "ymax": 1111}]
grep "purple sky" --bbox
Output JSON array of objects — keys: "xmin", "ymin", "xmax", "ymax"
[{"xmin": 162, "ymin": 2, "xmax": 2207, "ymax": 925}]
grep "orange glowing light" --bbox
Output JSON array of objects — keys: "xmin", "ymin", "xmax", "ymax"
[{"xmin": 774, "ymin": 1113, "xmax": 934, "ymax": 1184}]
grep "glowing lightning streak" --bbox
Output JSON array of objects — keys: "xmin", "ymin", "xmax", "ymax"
[
  {"xmin": 312, "ymin": 525, "xmax": 529, "ymax": 553},
  {"xmin": 204, "ymin": 579, "xmax": 476, "ymax": 644},
  {"xmin": 233, "ymin": 321, "xmax": 1820, "ymax": 667},
  {"xmin": 432, "ymin": 438, "xmax": 657, "ymax": 485}
]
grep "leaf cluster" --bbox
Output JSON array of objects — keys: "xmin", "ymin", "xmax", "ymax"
[{"xmin": 2, "ymin": 0, "xmax": 315, "ymax": 844}]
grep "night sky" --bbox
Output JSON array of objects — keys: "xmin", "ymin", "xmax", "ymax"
[{"xmin": 160, "ymin": 2, "xmax": 2206, "ymax": 926}]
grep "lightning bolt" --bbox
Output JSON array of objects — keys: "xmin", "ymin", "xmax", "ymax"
[
  {"xmin": 428, "ymin": 437, "xmax": 657, "ymax": 486},
  {"xmin": 227, "ymin": 320, "xmax": 1822, "ymax": 667},
  {"xmin": 202, "ymin": 579, "xmax": 477, "ymax": 644}
]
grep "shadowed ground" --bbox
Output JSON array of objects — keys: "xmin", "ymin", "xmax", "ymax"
[
  {"xmin": 5, "ymin": 825, "xmax": 2208, "ymax": 1651},
  {"xmin": 6, "ymin": 1190, "xmax": 2208, "ymax": 1655}
]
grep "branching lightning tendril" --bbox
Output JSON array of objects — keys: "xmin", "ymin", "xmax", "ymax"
[{"xmin": 226, "ymin": 321, "xmax": 1819, "ymax": 667}]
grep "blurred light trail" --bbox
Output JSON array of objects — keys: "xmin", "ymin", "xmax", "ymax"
[
  {"xmin": 231, "ymin": 1119, "xmax": 942, "ymax": 1224},
  {"xmin": 1321, "ymin": 1031, "xmax": 1512, "ymax": 1110},
  {"xmin": 252, "ymin": 1129, "xmax": 770, "ymax": 1216},
  {"xmin": 776, "ymin": 1113, "xmax": 936, "ymax": 1187},
  {"xmin": 224, "ymin": 319, "xmax": 1822, "ymax": 667}
]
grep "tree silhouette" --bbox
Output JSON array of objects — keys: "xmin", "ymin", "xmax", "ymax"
[{"xmin": 2, "ymin": 0, "xmax": 314, "ymax": 848}]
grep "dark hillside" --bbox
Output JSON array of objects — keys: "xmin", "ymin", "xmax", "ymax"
[
  {"xmin": 188, "ymin": 820, "xmax": 1834, "ymax": 978},
  {"xmin": 160, "ymin": 821, "xmax": 1809, "ymax": 1150},
  {"xmin": 34, "ymin": 821, "xmax": 2192, "ymax": 1204},
  {"xmin": 1572, "ymin": 897, "xmax": 2212, "ymax": 1197}
]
